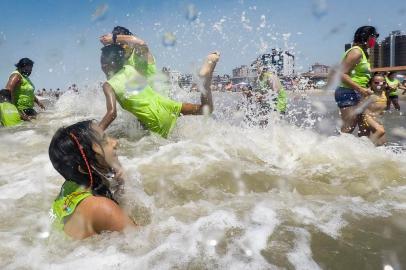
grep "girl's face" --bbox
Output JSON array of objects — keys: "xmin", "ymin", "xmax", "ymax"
[
  {"xmin": 20, "ymin": 65, "xmax": 33, "ymax": 76},
  {"xmin": 91, "ymin": 124, "xmax": 121, "ymax": 172},
  {"xmin": 371, "ymin": 76, "xmax": 385, "ymax": 92}
]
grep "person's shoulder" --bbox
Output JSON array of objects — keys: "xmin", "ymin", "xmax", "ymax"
[
  {"xmin": 347, "ymin": 47, "xmax": 363, "ymax": 58},
  {"xmin": 9, "ymin": 72, "xmax": 22, "ymax": 81},
  {"xmin": 80, "ymin": 195, "xmax": 120, "ymax": 216}
]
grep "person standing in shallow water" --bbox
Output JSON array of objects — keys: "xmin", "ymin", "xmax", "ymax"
[
  {"xmin": 5, "ymin": 58, "xmax": 45, "ymax": 120},
  {"xmin": 385, "ymin": 72, "xmax": 406, "ymax": 111},
  {"xmin": 50, "ymin": 120, "xmax": 136, "ymax": 239},
  {"xmin": 335, "ymin": 26, "xmax": 378, "ymax": 134},
  {"xmin": 99, "ymin": 44, "xmax": 220, "ymax": 138}
]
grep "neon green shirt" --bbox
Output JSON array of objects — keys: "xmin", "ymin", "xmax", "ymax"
[
  {"xmin": 11, "ymin": 70, "xmax": 35, "ymax": 111},
  {"xmin": 258, "ymin": 72, "xmax": 287, "ymax": 113},
  {"xmin": 52, "ymin": 181, "xmax": 92, "ymax": 230},
  {"xmin": 341, "ymin": 46, "xmax": 371, "ymax": 89},
  {"xmin": 385, "ymin": 77, "xmax": 400, "ymax": 97},
  {"xmin": 107, "ymin": 65, "xmax": 182, "ymax": 138},
  {"xmin": 0, "ymin": 102, "xmax": 22, "ymax": 127},
  {"xmin": 126, "ymin": 49, "xmax": 157, "ymax": 78}
]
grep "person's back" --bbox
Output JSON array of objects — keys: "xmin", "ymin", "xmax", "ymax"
[{"xmin": 0, "ymin": 89, "xmax": 22, "ymax": 127}]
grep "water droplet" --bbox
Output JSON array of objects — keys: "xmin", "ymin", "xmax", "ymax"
[
  {"xmin": 185, "ymin": 4, "xmax": 198, "ymax": 22},
  {"xmin": 245, "ymin": 249, "xmax": 253, "ymax": 256},
  {"xmin": 125, "ymin": 75, "xmax": 148, "ymax": 97},
  {"xmin": 48, "ymin": 68, "xmax": 53, "ymax": 73},
  {"xmin": 38, "ymin": 231, "xmax": 50, "ymax": 239},
  {"xmin": 208, "ymin": 239, "xmax": 217, "ymax": 246},
  {"xmin": 162, "ymin": 32, "xmax": 176, "ymax": 47},
  {"xmin": 312, "ymin": 0, "xmax": 328, "ymax": 19},
  {"xmin": 384, "ymin": 265, "xmax": 394, "ymax": 270},
  {"xmin": 92, "ymin": 4, "xmax": 108, "ymax": 22}
]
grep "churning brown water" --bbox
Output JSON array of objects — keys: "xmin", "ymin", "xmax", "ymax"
[{"xmin": 1, "ymin": 88, "xmax": 406, "ymax": 270}]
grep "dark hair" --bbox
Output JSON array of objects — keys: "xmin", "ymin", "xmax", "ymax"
[
  {"xmin": 0, "ymin": 89, "xmax": 11, "ymax": 103},
  {"xmin": 353, "ymin": 26, "xmax": 379, "ymax": 44},
  {"xmin": 112, "ymin": 26, "xmax": 132, "ymax": 43},
  {"xmin": 49, "ymin": 120, "xmax": 115, "ymax": 201},
  {"xmin": 101, "ymin": 44, "xmax": 126, "ymax": 70},
  {"xmin": 15, "ymin": 58, "xmax": 34, "ymax": 69}
]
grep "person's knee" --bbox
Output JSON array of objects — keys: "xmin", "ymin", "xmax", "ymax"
[{"xmin": 376, "ymin": 127, "xmax": 385, "ymax": 137}]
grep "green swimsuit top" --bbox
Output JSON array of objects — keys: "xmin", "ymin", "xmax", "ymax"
[{"xmin": 51, "ymin": 181, "xmax": 92, "ymax": 230}]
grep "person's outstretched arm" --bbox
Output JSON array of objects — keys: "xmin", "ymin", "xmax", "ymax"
[
  {"xmin": 100, "ymin": 34, "xmax": 155, "ymax": 64},
  {"xmin": 99, "ymin": 82, "xmax": 117, "ymax": 131}
]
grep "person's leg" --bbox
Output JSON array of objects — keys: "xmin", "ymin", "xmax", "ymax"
[
  {"xmin": 181, "ymin": 52, "xmax": 220, "ymax": 115},
  {"xmin": 386, "ymin": 97, "xmax": 391, "ymax": 111},
  {"xmin": 339, "ymin": 106, "xmax": 359, "ymax": 133},
  {"xmin": 357, "ymin": 114, "xmax": 370, "ymax": 137},
  {"xmin": 393, "ymin": 97, "xmax": 400, "ymax": 110},
  {"xmin": 365, "ymin": 115, "xmax": 386, "ymax": 146}
]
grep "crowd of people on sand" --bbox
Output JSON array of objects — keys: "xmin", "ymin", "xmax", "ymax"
[{"xmin": 1, "ymin": 24, "xmax": 406, "ymax": 239}]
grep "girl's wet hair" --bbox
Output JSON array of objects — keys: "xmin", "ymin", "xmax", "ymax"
[
  {"xmin": 101, "ymin": 44, "xmax": 126, "ymax": 71},
  {"xmin": 112, "ymin": 26, "xmax": 132, "ymax": 43},
  {"xmin": 353, "ymin": 26, "xmax": 379, "ymax": 44},
  {"xmin": 49, "ymin": 120, "xmax": 115, "ymax": 200},
  {"xmin": 15, "ymin": 58, "xmax": 34, "ymax": 69}
]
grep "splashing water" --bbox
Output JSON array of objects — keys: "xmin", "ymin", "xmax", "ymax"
[
  {"xmin": 312, "ymin": 0, "xmax": 328, "ymax": 19},
  {"xmin": 91, "ymin": 3, "xmax": 108, "ymax": 22},
  {"xmin": 185, "ymin": 4, "xmax": 198, "ymax": 22},
  {"xmin": 1, "ymin": 86, "xmax": 406, "ymax": 269},
  {"xmin": 162, "ymin": 32, "xmax": 177, "ymax": 47}
]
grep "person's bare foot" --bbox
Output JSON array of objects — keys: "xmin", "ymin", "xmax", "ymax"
[{"xmin": 199, "ymin": 51, "xmax": 220, "ymax": 77}]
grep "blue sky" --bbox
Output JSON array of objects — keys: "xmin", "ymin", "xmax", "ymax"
[{"xmin": 0, "ymin": 0, "xmax": 405, "ymax": 89}]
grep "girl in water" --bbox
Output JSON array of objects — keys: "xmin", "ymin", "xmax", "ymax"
[
  {"xmin": 360, "ymin": 73, "xmax": 388, "ymax": 146},
  {"xmin": 49, "ymin": 120, "xmax": 135, "ymax": 239},
  {"xmin": 335, "ymin": 26, "xmax": 378, "ymax": 134},
  {"xmin": 99, "ymin": 44, "xmax": 219, "ymax": 138}
]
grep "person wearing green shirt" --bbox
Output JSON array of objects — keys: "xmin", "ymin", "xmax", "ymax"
[
  {"xmin": 0, "ymin": 89, "xmax": 22, "ymax": 127},
  {"xmin": 334, "ymin": 26, "xmax": 378, "ymax": 134},
  {"xmin": 98, "ymin": 43, "xmax": 220, "ymax": 138},
  {"xmin": 257, "ymin": 67, "xmax": 288, "ymax": 114},
  {"xmin": 385, "ymin": 72, "xmax": 406, "ymax": 111},
  {"xmin": 5, "ymin": 58, "xmax": 45, "ymax": 120}
]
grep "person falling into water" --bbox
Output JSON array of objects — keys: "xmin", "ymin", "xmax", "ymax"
[
  {"xmin": 50, "ymin": 120, "xmax": 136, "ymax": 239},
  {"xmin": 5, "ymin": 58, "xmax": 45, "ymax": 121},
  {"xmin": 358, "ymin": 73, "xmax": 388, "ymax": 146},
  {"xmin": 98, "ymin": 43, "xmax": 220, "ymax": 138}
]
